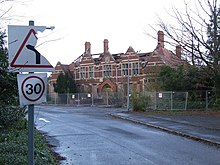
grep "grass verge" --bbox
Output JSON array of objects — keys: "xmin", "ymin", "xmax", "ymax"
[{"xmin": 0, "ymin": 119, "xmax": 60, "ymax": 165}]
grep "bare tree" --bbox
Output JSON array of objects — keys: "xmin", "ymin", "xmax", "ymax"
[
  {"xmin": 0, "ymin": 0, "xmax": 29, "ymax": 28},
  {"xmin": 156, "ymin": 0, "xmax": 219, "ymax": 66},
  {"xmin": 0, "ymin": 0, "xmax": 14, "ymax": 28},
  {"xmin": 154, "ymin": 0, "xmax": 220, "ymax": 105}
]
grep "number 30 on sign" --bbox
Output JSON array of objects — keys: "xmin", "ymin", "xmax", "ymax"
[{"xmin": 17, "ymin": 73, "xmax": 47, "ymax": 105}]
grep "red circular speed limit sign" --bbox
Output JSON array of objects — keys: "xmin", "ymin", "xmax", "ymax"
[
  {"xmin": 17, "ymin": 73, "xmax": 47, "ymax": 105},
  {"xmin": 21, "ymin": 76, "xmax": 45, "ymax": 101}
]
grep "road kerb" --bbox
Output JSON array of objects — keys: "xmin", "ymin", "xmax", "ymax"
[{"xmin": 109, "ymin": 113, "xmax": 220, "ymax": 148}]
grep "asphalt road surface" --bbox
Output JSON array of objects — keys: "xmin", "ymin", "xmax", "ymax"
[{"xmin": 34, "ymin": 105, "xmax": 220, "ymax": 165}]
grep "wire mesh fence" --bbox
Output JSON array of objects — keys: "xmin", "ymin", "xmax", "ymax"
[
  {"xmin": 47, "ymin": 90, "xmax": 216, "ymax": 110},
  {"xmin": 47, "ymin": 92, "xmax": 126, "ymax": 107},
  {"xmin": 143, "ymin": 92, "xmax": 188, "ymax": 110}
]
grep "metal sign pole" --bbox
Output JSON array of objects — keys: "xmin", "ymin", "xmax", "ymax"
[
  {"xmin": 9, "ymin": 20, "xmax": 54, "ymax": 165},
  {"xmin": 28, "ymin": 103, "xmax": 34, "ymax": 165},
  {"xmin": 28, "ymin": 20, "xmax": 34, "ymax": 165}
]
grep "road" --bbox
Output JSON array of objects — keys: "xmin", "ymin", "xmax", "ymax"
[{"xmin": 35, "ymin": 105, "xmax": 220, "ymax": 165}]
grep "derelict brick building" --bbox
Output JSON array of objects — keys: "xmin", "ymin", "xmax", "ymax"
[{"xmin": 48, "ymin": 31, "xmax": 184, "ymax": 95}]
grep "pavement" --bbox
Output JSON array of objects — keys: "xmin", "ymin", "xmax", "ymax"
[{"xmin": 109, "ymin": 111, "xmax": 220, "ymax": 147}]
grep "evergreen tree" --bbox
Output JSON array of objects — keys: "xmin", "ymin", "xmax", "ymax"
[
  {"xmin": 206, "ymin": 4, "xmax": 220, "ymax": 105},
  {"xmin": 54, "ymin": 72, "xmax": 76, "ymax": 94},
  {"xmin": 0, "ymin": 30, "xmax": 24, "ymax": 128},
  {"xmin": 206, "ymin": 3, "xmax": 220, "ymax": 63},
  {"xmin": 158, "ymin": 65, "xmax": 213, "ymax": 91},
  {"xmin": 0, "ymin": 30, "xmax": 18, "ymax": 106}
]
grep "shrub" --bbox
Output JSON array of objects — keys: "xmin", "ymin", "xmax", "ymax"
[
  {"xmin": 131, "ymin": 92, "xmax": 151, "ymax": 111},
  {"xmin": 0, "ymin": 126, "xmax": 57, "ymax": 164},
  {"xmin": 0, "ymin": 106, "xmax": 26, "ymax": 128}
]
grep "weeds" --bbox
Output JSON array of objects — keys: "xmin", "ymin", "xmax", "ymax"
[{"xmin": 0, "ymin": 106, "xmax": 58, "ymax": 165}]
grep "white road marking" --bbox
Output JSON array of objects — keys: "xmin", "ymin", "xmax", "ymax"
[{"xmin": 39, "ymin": 118, "xmax": 50, "ymax": 123}]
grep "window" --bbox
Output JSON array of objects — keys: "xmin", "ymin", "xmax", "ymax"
[
  {"xmin": 104, "ymin": 65, "xmax": 111, "ymax": 78},
  {"xmin": 88, "ymin": 66, "xmax": 94, "ymax": 79},
  {"xmin": 122, "ymin": 63, "xmax": 129, "ymax": 76},
  {"xmin": 74, "ymin": 67, "xmax": 79, "ymax": 80},
  {"xmin": 80, "ymin": 67, "xmax": 86, "ymax": 79},
  {"xmin": 132, "ymin": 62, "xmax": 139, "ymax": 76}
]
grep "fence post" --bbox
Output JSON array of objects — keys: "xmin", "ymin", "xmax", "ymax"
[
  {"xmin": 155, "ymin": 92, "xmax": 157, "ymax": 110},
  {"xmin": 206, "ymin": 90, "xmax": 208, "ymax": 111},
  {"xmin": 67, "ymin": 93, "xmax": 69, "ymax": 105},
  {"xmin": 91, "ymin": 93, "xmax": 94, "ymax": 106},
  {"xmin": 106, "ymin": 92, "xmax": 109, "ymax": 106},
  {"xmin": 171, "ymin": 91, "xmax": 173, "ymax": 110},
  {"xmin": 185, "ymin": 92, "xmax": 188, "ymax": 110},
  {"xmin": 77, "ymin": 93, "xmax": 80, "ymax": 106},
  {"xmin": 54, "ymin": 94, "xmax": 57, "ymax": 104}
]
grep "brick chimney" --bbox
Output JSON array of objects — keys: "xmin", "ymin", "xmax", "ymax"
[
  {"xmin": 176, "ymin": 45, "xmax": 181, "ymax": 59},
  {"xmin": 104, "ymin": 39, "xmax": 109, "ymax": 54},
  {"xmin": 85, "ymin": 41, "xmax": 91, "ymax": 54},
  {"xmin": 157, "ymin": 31, "xmax": 164, "ymax": 48}
]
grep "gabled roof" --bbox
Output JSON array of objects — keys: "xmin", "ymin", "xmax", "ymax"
[
  {"xmin": 54, "ymin": 61, "xmax": 69, "ymax": 72},
  {"xmin": 146, "ymin": 46, "xmax": 185, "ymax": 67},
  {"xmin": 53, "ymin": 61, "xmax": 73, "ymax": 79},
  {"xmin": 80, "ymin": 52, "xmax": 95, "ymax": 64},
  {"xmin": 126, "ymin": 46, "xmax": 136, "ymax": 54},
  {"xmin": 99, "ymin": 51, "xmax": 116, "ymax": 63}
]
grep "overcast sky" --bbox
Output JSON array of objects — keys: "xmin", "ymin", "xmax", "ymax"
[{"xmin": 3, "ymin": 0, "xmax": 185, "ymax": 66}]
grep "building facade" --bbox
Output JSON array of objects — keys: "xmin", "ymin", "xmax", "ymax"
[{"xmin": 48, "ymin": 31, "xmax": 185, "ymax": 95}]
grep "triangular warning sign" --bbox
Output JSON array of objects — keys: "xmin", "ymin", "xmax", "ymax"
[{"xmin": 8, "ymin": 25, "xmax": 54, "ymax": 72}]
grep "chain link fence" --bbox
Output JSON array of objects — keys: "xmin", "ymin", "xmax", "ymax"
[
  {"xmin": 47, "ymin": 92, "xmax": 126, "ymax": 107},
  {"xmin": 143, "ymin": 92, "xmax": 188, "ymax": 110},
  {"xmin": 47, "ymin": 90, "xmax": 215, "ymax": 110}
]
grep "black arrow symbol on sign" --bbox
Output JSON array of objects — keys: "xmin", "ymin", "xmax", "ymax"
[{"xmin": 26, "ymin": 44, "xmax": 41, "ymax": 64}]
